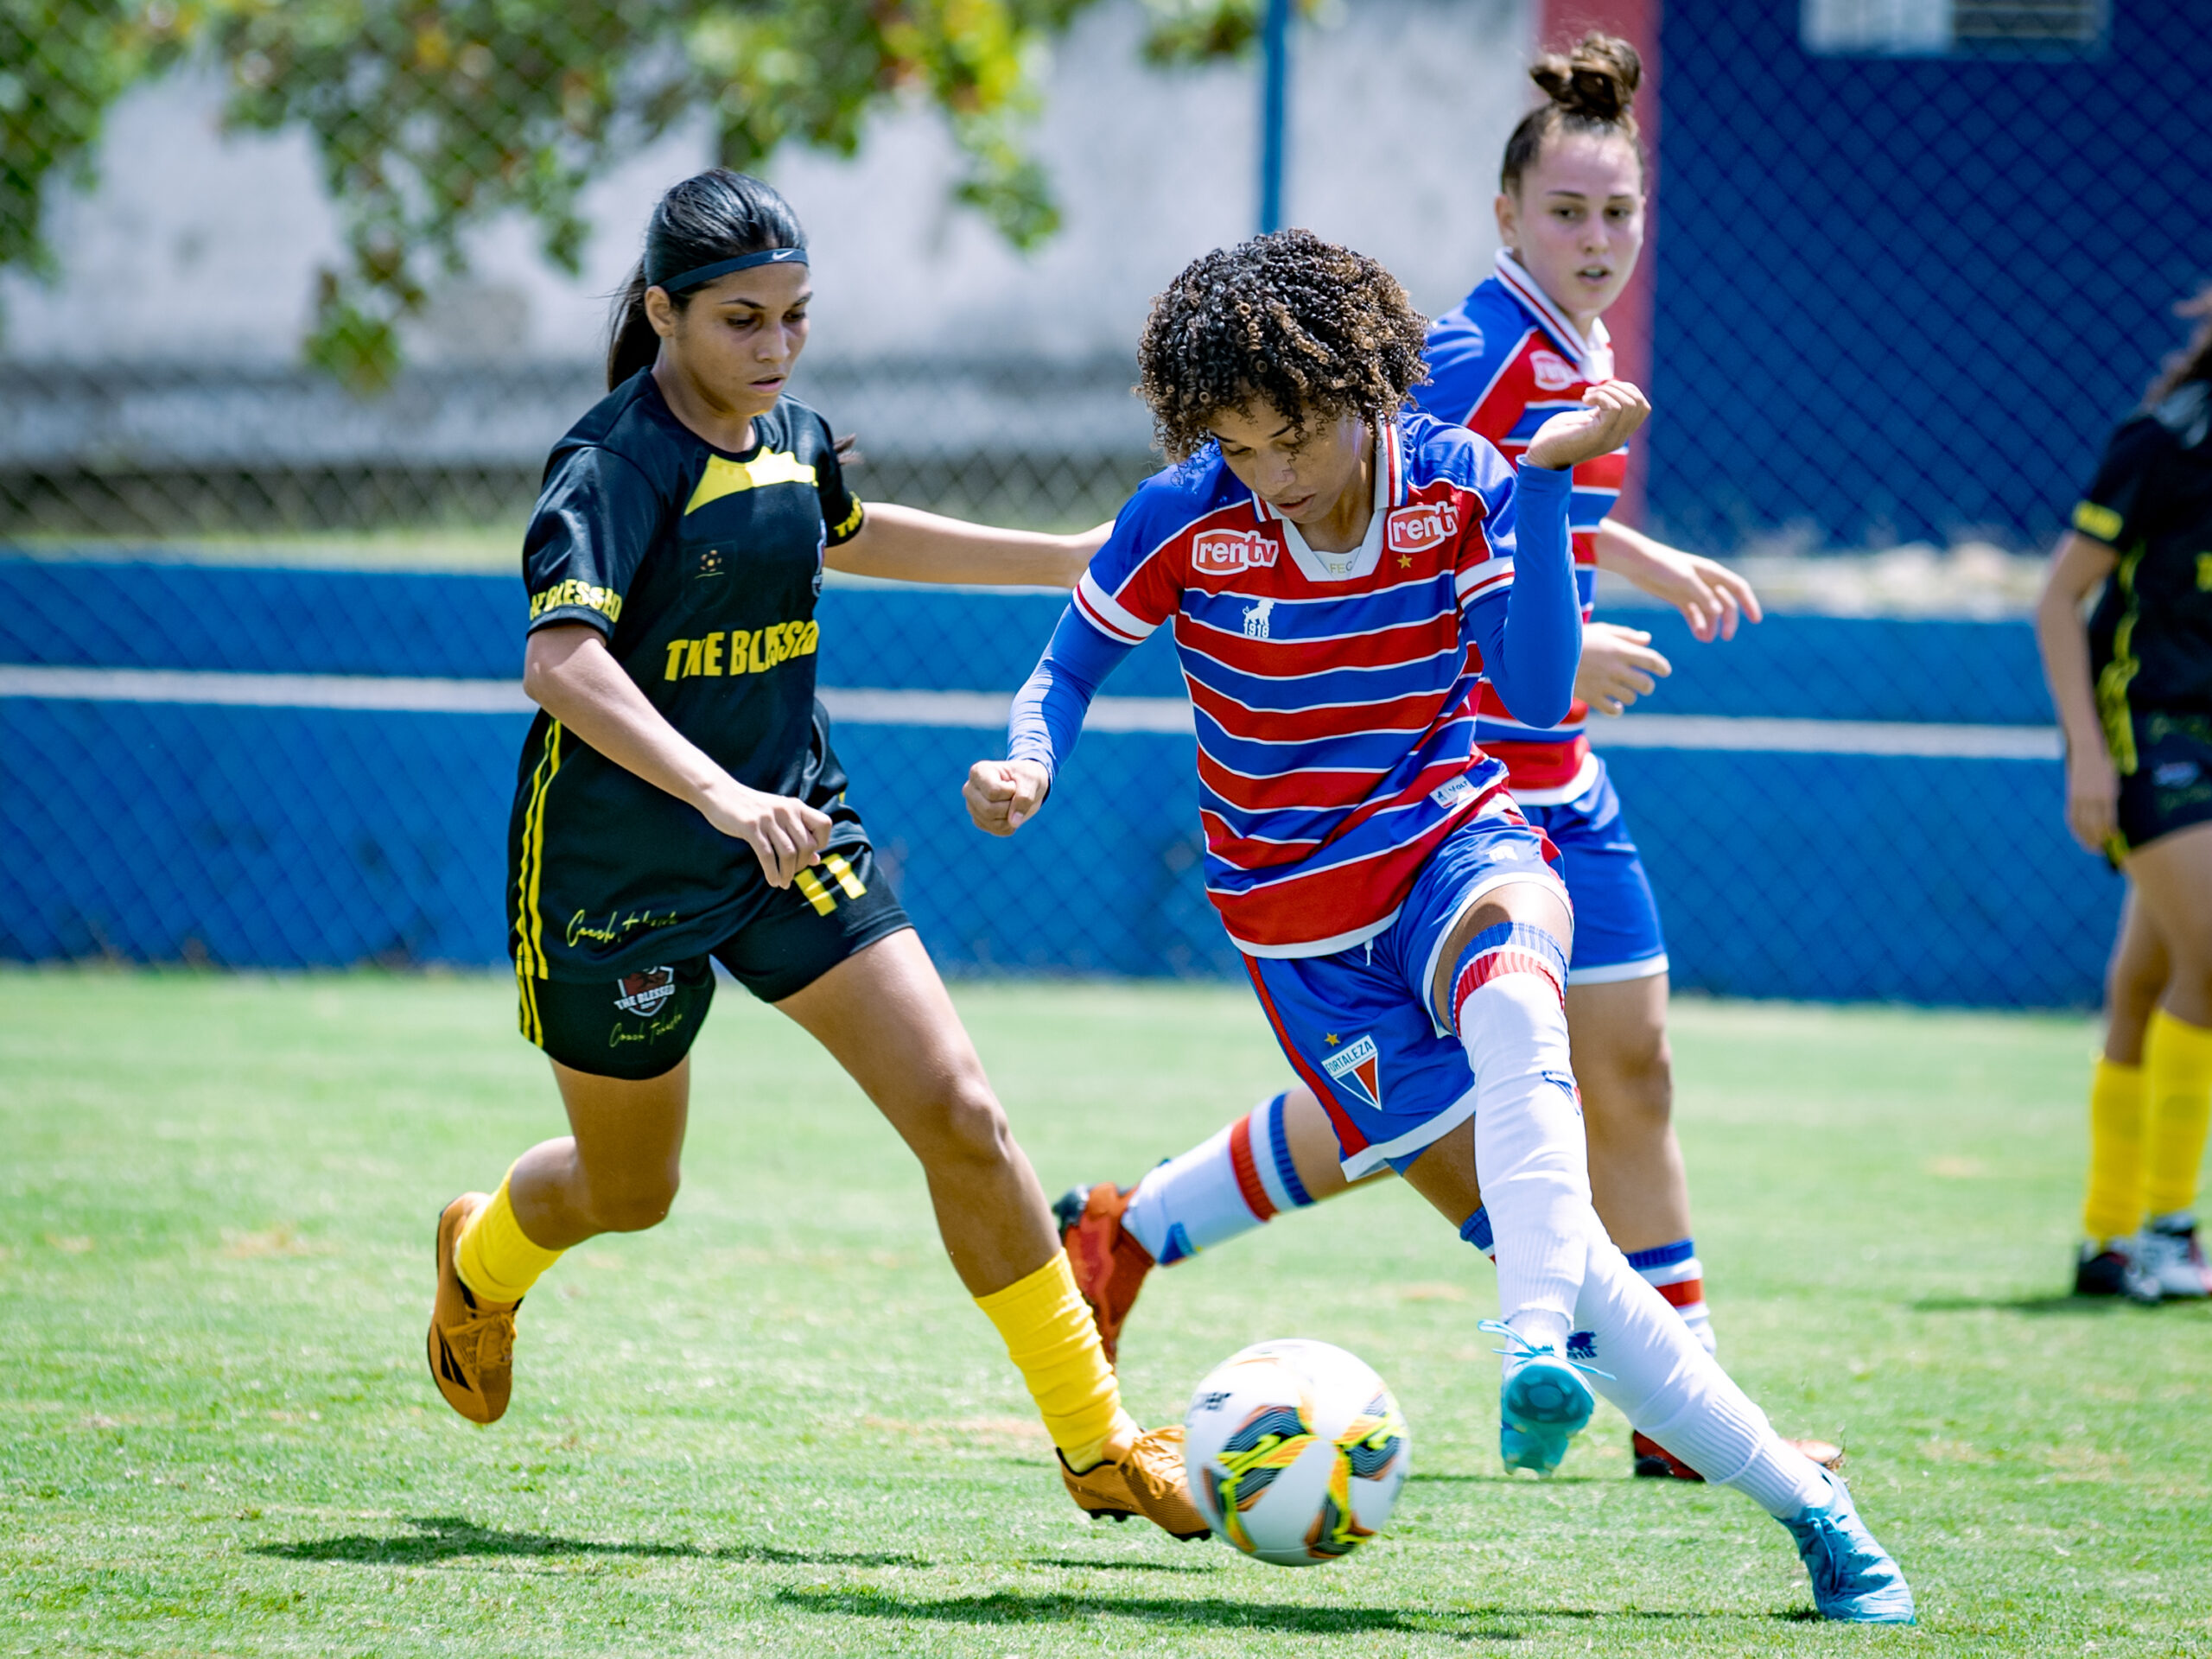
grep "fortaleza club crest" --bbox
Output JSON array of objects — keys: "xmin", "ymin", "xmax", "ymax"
[
  {"xmin": 614, "ymin": 967, "xmax": 677, "ymax": 1018},
  {"xmin": 1322, "ymin": 1033, "xmax": 1383, "ymax": 1109}
]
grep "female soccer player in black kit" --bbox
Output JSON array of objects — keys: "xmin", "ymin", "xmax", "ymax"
[
  {"xmin": 2040, "ymin": 285, "xmax": 2212, "ymax": 1304},
  {"xmin": 423, "ymin": 169, "xmax": 1204, "ymax": 1541}
]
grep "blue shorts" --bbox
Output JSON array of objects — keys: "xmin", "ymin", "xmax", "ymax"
[
  {"xmin": 1521, "ymin": 758, "xmax": 1668, "ymax": 985},
  {"xmin": 1243, "ymin": 808, "xmax": 1569, "ymax": 1180}
]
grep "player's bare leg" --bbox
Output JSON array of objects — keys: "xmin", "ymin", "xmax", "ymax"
[
  {"xmin": 778, "ymin": 929, "xmax": 1205, "ymax": 1537},
  {"xmin": 429, "ymin": 1058, "xmax": 690, "ymax": 1424},
  {"xmin": 2116, "ymin": 824, "xmax": 2212, "ymax": 1297}
]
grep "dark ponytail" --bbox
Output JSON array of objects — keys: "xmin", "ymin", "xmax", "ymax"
[
  {"xmin": 1500, "ymin": 32, "xmax": 1644, "ymax": 198},
  {"xmin": 605, "ymin": 168, "xmax": 809, "ymax": 390},
  {"xmin": 2145, "ymin": 283, "xmax": 2212, "ymax": 407}
]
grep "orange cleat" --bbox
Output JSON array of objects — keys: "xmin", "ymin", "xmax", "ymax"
[
  {"xmin": 1054, "ymin": 1181, "xmax": 1156, "ymax": 1366},
  {"xmin": 1060, "ymin": 1424, "xmax": 1211, "ymax": 1540},
  {"xmin": 426, "ymin": 1193, "xmax": 519, "ymax": 1425},
  {"xmin": 1633, "ymin": 1430, "xmax": 1846, "ymax": 1481}
]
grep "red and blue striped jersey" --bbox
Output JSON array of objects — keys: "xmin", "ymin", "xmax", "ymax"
[
  {"xmin": 1058, "ymin": 414, "xmax": 1560, "ymax": 957},
  {"xmin": 1419, "ymin": 251, "xmax": 1628, "ymax": 797}
]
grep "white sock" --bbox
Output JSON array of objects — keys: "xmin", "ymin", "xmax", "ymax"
[
  {"xmin": 1120, "ymin": 1093, "xmax": 1311, "ymax": 1265},
  {"xmin": 1628, "ymin": 1238, "xmax": 1718, "ymax": 1355},
  {"xmin": 1452, "ymin": 927, "xmax": 1592, "ymax": 1353},
  {"xmin": 1572, "ymin": 1243, "xmax": 1827, "ymax": 1517},
  {"xmin": 1460, "ymin": 1207, "xmax": 1826, "ymax": 1518}
]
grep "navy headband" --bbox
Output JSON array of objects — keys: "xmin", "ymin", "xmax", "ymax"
[{"xmin": 652, "ymin": 246, "xmax": 808, "ymax": 295}]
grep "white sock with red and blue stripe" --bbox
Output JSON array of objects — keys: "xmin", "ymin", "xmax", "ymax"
[
  {"xmin": 1627, "ymin": 1238, "xmax": 1717, "ymax": 1354},
  {"xmin": 1450, "ymin": 920, "xmax": 1592, "ymax": 1355},
  {"xmin": 1120, "ymin": 1091, "xmax": 1314, "ymax": 1266}
]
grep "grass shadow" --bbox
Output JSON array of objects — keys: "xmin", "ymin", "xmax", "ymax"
[
  {"xmin": 1023, "ymin": 1556, "xmax": 1221, "ymax": 1574},
  {"xmin": 1914, "ymin": 1294, "xmax": 2154, "ymax": 1316},
  {"xmin": 255, "ymin": 1515, "xmax": 929, "ymax": 1570},
  {"xmin": 776, "ymin": 1584, "xmax": 1741, "ymax": 1637}
]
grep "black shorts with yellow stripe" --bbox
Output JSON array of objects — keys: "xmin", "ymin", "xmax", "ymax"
[
  {"xmin": 516, "ymin": 842, "xmax": 910, "ymax": 1081},
  {"xmin": 2116, "ymin": 709, "xmax": 2212, "ymax": 856}
]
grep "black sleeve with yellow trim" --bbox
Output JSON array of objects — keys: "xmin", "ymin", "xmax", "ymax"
[
  {"xmin": 523, "ymin": 445, "xmax": 667, "ymax": 637},
  {"xmin": 810, "ymin": 411, "xmax": 866, "ymax": 547},
  {"xmin": 2071, "ymin": 414, "xmax": 2173, "ymax": 550}
]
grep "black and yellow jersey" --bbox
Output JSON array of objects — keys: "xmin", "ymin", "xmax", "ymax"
[
  {"xmin": 507, "ymin": 371, "xmax": 868, "ymax": 981},
  {"xmin": 2077, "ymin": 382, "xmax": 2212, "ymax": 770}
]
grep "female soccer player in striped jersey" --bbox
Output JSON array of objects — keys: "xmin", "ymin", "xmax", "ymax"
[
  {"xmin": 424, "ymin": 169, "xmax": 1204, "ymax": 1541},
  {"xmin": 1052, "ymin": 35, "xmax": 1832, "ymax": 1483},
  {"xmin": 969, "ymin": 230, "xmax": 1911, "ymax": 1621},
  {"xmin": 2039, "ymin": 284, "xmax": 2212, "ymax": 1304}
]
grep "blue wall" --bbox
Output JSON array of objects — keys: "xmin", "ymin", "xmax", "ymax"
[
  {"xmin": 1649, "ymin": 0, "xmax": 2212, "ymax": 553},
  {"xmin": 0, "ymin": 559, "xmax": 2120, "ymax": 1005}
]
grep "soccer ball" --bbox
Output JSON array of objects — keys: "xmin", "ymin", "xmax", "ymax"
[{"xmin": 1182, "ymin": 1338, "xmax": 1410, "ymax": 1567}]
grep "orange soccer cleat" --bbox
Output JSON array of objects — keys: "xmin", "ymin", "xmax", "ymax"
[
  {"xmin": 1059, "ymin": 1424, "xmax": 1211, "ymax": 1540},
  {"xmin": 426, "ymin": 1192, "xmax": 520, "ymax": 1425},
  {"xmin": 1053, "ymin": 1181, "xmax": 1157, "ymax": 1366}
]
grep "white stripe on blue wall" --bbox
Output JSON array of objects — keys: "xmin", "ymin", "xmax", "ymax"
[{"xmin": 0, "ymin": 664, "xmax": 2059, "ymax": 758}]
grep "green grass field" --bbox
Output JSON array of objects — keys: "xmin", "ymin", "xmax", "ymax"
[{"xmin": 4, "ymin": 971, "xmax": 2209, "ymax": 1657}]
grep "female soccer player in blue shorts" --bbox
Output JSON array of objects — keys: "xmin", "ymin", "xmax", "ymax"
[
  {"xmin": 966, "ymin": 228, "xmax": 1911, "ymax": 1620},
  {"xmin": 423, "ymin": 168, "xmax": 1205, "ymax": 1541},
  {"xmin": 1051, "ymin": 34, "xmax": 1834, "ymax": 1483},
  {"xmin": 2039, "ymin": 283, "xmax": 2212, "ymax": 1304}
]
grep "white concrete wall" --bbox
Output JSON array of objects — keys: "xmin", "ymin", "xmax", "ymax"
[{"xmin": 2, "ymin": 0, "xmax": 1534, "ymax": 371}]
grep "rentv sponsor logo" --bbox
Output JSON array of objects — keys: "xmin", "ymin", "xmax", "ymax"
[
  {"xmin": 1386, "ymin": 502, "xmax": 1457, "ymax": 554},
  {"xmin": 1529, "ymin": 350, "xmax": 1578, "ymax": 391},
  {"xmin": 1192, "ymin": 530, "xmax": 1278, "ymax": 576}
]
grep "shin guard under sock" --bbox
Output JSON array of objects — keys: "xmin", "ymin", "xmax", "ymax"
[
  {"xmin": 1451, "ymin": 924, "xmax": 1592, "ymax": 1351},
  {"xmin": 454, "ymin": 1173, "xmax": 563, "ymax": 1304},
  {"xmin": 1122, "ymin": 1092, "xmax": 1313, "ymax": 1265},
  {"xmin": 1627, "ymin": 1238, "xmax": 1717, "ymax": 1355},
  {"xmin": 976, "ymin": 1251, "xmax": 1129, "ymax": 1469},
  {"xmin": 2145, "ymin": 1012, "xmax": 2212, "ymax": 1221},
  {"xmin": 2082, "ymin": 1058, "xmax": 2149, "ymax": 1242}
]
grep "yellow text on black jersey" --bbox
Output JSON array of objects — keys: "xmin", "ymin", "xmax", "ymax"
[{"xmin": 663, "ymin": 620, "xmax": 821, "ymax": 681}]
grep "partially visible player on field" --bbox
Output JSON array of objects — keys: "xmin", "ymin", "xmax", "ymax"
[
  {"xmin": 2037, "ymin": 283, "xmax": 2212, "ymax": 1304},
  {"xmin": 968, "ymin": 230, "xmax": 1912, "ymax": 1620},
  {"xmin": 423, "ymin": 168, "xmax": 1205, "ymax": 1541},
  {"xmin": 1055, "ymin": 35, "xmax": 1824, "ymax": 1483}
]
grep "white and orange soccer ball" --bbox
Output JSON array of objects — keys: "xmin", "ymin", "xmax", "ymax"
[{"xmin": 1182, "ymin": 1338, "xmax": 1410, "ymax": 1567}]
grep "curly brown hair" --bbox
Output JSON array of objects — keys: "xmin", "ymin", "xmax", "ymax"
[{"xmin": 1135, "ymin": 229, "xmax": 1431, "ymax": 462}]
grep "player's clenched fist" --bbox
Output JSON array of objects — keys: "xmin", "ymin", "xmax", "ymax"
[
  {"xmin": 1523, "ymin": 379, "xmax": 1649, "ymax": 472},
  {"xmin": 966, "ymin": 759, "xmax": 1052, "ymax": 836}
]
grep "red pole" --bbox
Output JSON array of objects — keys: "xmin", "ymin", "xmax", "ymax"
[{"xmin": 1536, "ymin": 0, "xmax": 1660, "ymax": 526}]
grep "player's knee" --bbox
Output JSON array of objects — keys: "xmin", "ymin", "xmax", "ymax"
[
  {"xmin": 911, "ymin": 1074, "xmax": 1016, "ymax": 1172},
  {"xmin": 2107, "ymin": 947, "xmax": 2165, "ymax": 1017},
  {"xmin": 2153, "ymin": 933, "xmax": 2212, "ymax": 1012},
  {"xmin": 582, "ymin": 1167, "xmax": 681, "ymax": 1233}
]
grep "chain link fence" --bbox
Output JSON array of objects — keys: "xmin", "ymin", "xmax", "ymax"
[{"xmin": 5, "ymin": 0, "xmax": 2208, "ymax": 1003}]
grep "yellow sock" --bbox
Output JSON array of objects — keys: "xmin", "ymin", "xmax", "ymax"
[
  {"xmin": 2145, "ymin": 1010, "xmax": 2212, "ymax": 1220},
  {"xmin": 455, "ymin": 1173, "xmax": 563, "ymax": 1304},
  {"xmin": 2082, "ymin": 1058, "xmax": 2148, "ymax": 1242},
  {"xmin": 976, "ymin": 1251, "xmax": 1131, "ymax": 1470}
]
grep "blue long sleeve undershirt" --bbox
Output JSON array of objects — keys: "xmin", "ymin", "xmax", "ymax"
[{"xmin": 1007, "ymin": 460, "xmax": 1579, "ymax": 775}]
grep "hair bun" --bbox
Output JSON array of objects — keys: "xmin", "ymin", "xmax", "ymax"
[{"xmin": 1529, "ymin": 31, "xmax": 1640, "ymax": 122}]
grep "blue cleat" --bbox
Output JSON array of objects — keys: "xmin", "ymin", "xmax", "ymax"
[
  {"xmin": 1780, "ymin": 1469, "xmax": 1916, "ymax": 1623},
  {"xmin": 1482, "ymin": 1320, "xmax": 1603, "ymax": 1476}
]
